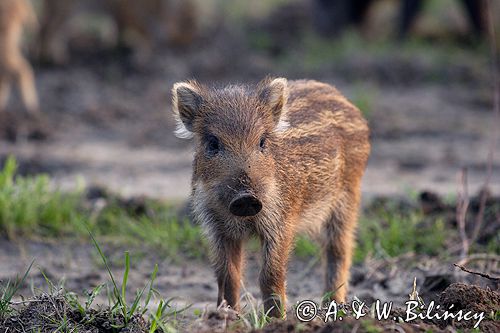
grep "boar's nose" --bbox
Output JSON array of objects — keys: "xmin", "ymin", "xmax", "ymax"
[{"xmin": 229, "ymin": 193, "xmax": 262, "ymax": 217}]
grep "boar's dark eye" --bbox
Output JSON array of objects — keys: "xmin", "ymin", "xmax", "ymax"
[
  {"xmin": 206, "ymin": 135, "xmax": 221, "ymax": 155},
  {"xmin": 259, "ymin": 136, "xmax": 266, "ymax": 151}
]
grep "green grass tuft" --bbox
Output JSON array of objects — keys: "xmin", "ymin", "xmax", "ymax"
[
  {"xmin": 294, "ymin": 235, "xmax": 320, "ymax": 258},
  {"xmin": 0, "ymin": 157, "xmax": 85, "ymax": 238},
  {"xmin": 0, "ymin": 157, "xmax": 470, "ymax": 264},
  {"xmin": 0, "ymin": 156, "xmax": 206, "ymax": 260},
  {"xmin": 0, "ymin": 260, "xmax": 34, "ymax": 318},
  {"xmin": 354, "ymin": 204, "xmax": 447, "ymax": 262}
]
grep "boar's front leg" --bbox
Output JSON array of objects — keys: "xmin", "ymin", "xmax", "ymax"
[
  {"xmin": 211, "ymin": 237, "xmax": 244, "ymax": 311},
  {"xmin": 260, "ymin": 234, "xmax": 293, "ymax": 318}
]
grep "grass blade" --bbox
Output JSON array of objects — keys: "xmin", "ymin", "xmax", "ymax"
[
  {"xmin": 142, "ymin": 264, "xmax": 158, "ymax": 314},
  {"xmin": 87, "ymin": 228, "xmax": 127, "ymax": 319},
  {"xmin": 122, "ymin": 251, "xmax": 130, "ymax": 305},
  {"xmin": 0, "ymin": 259, "xmax": 34, "ymax": 316}
]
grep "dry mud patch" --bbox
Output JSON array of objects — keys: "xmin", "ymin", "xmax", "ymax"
[{"xmin": 1, "ymin": 224, "xmax": 499, "ymax": 332}]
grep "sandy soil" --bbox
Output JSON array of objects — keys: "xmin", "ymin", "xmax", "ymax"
[
  {"xmin": 2, "ymin": 280, "xmax": 498, "ymax": 332},
  {"xmin": 1, "ymin": 236, "xmax": 498, "ymax": 332},
  {"xmin": 0, "ymin": 238, "xmax": 496, "ymax": 311}
]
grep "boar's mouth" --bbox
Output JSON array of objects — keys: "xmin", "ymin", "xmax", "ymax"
[{"xmin": 228, "ymin": 192, "xmax": 263, "ymax": 217}]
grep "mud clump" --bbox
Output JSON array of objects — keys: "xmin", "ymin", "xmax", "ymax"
[
  {"xmin": 0, "ymin": 293, "xmax": 149, "ymax": 333},
  {"xmin": 189, "ymin": 307, "xmax": 243, "ymax": 333},
  {"xmin": 439, "ymin": 283, "xmax": 500, "ymax": 315},
  {"xmin": 438, "ymin": 283, "xmax": 500, "ymax": 332}
]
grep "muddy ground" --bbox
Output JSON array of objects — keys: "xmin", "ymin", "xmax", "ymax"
[
  {"xmin": 1, "ymin": 240, "xmax": 499, "ymax": 331},
  {"xmin": 0, "ymin": 6, "xmax": 499, "ymax": 331},
  {"xmin": 1, "ymin": 240, "xmax": 499, "ymax": 332},
  {"xmin": 3, "ymin": 283, "xmax": 499, "ymax": 332},
  {"xmin": 1, "ymin": 190, "xmax": 499, "ymax": 331}
]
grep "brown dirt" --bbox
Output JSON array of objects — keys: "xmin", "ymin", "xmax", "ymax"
[
  {"xmin": 188, "ymin": 283, "xmax": 500, "ymax": 333},
  {"xmin": 439, "ymin": 283, "xmax": 500, "ymax": 316},
  {"xmin": 0, "ymin": 188, "xmax": 499, "ymax": 331},
  {"xmin": 437, "ymin": 283, "xmax": 500, "ymax": 331},
  {"xmin": 1, "ymin": 293, "xmax": 149, "ymax": 333},
  {"xmin": 1, "ymin": 188, "xmax": 497, "ymax": 312},
  {"xmin": 1, "ymin": 232, "xmax": 498, "ymax": 332},
  {"xmin": 2, "ymin": 283, "xmax": 498, "ymax": 332}
]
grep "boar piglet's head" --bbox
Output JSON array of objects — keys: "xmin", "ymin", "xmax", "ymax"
[{"xmin": 172, "ymin": 78, "xmax": 289, "ymax": 218}]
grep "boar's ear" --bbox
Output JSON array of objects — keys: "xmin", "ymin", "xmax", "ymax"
[
  {"xmin": 258, "ymin": 77, "xmax": 289, "ymax": 131},
  {"xmin": 172, "ymin": 81, "xmax": 203, "ymax": 139}
]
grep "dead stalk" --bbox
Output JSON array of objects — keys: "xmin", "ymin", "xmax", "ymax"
[
  {"xmin": 456, "ymin": 0, "xmax": 499, "ymax": 259},
  {"xmin": 456, "ymin": 168, "xmax": 470, "ymax": 259}
]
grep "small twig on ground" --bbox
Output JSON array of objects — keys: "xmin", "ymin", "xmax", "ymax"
[
  {"xmin": 457, "ymin": 254, "xmax": 500, "ymax": 278},
  {"xmin": 453, "ymin": 263, "xmax": 499, "ymax": 282},
  {"xmin": 9, "ymin": 299, "xmax": 46, "ymax": 305}
]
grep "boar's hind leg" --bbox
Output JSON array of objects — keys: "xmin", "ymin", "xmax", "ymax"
[
  {"xmin": 211, "ymin": 238, "xmax": 244, "ymax": 311},
  {"xmin": 322, "ymin": 190, "xmax": 361, "ymax": 303},
  {"xmin": 260, "ymin": 234, "xmax": 294, "ymax": 318}
]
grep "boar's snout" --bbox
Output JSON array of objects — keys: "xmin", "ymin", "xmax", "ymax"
[{"xmin": 229, "ymin": 193, "xmax": 262, "ymax": 217}]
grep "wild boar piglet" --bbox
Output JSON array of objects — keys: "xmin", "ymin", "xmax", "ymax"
[{"xmin": 171, "ymin": 77, "xmax": 370, "ymax": 317}]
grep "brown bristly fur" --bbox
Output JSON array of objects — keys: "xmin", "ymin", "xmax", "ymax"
[
  {"xmin": 0, "ymin": 0, "xmax": 39, "ymax": 113},
  {"xmin": 171, "ymin": 78, "xmax": 370, "ymax": 318}
]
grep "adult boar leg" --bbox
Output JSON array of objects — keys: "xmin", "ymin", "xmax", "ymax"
[
  {"xmin": 15, "ymin": 57, "xmax": 38, "ymax": 113},
  {"xmin": 0, "ymin": 77, "xmax": 11, "ymax": 112}
]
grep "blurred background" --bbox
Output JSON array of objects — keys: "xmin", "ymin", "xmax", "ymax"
[
  {"xmin": 0, "ymin": 1, "xmax": 499, "ymax": 327},
  {"xmin": 0, "ymin": 0, "xmax": 499, "ymax": 200}
]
